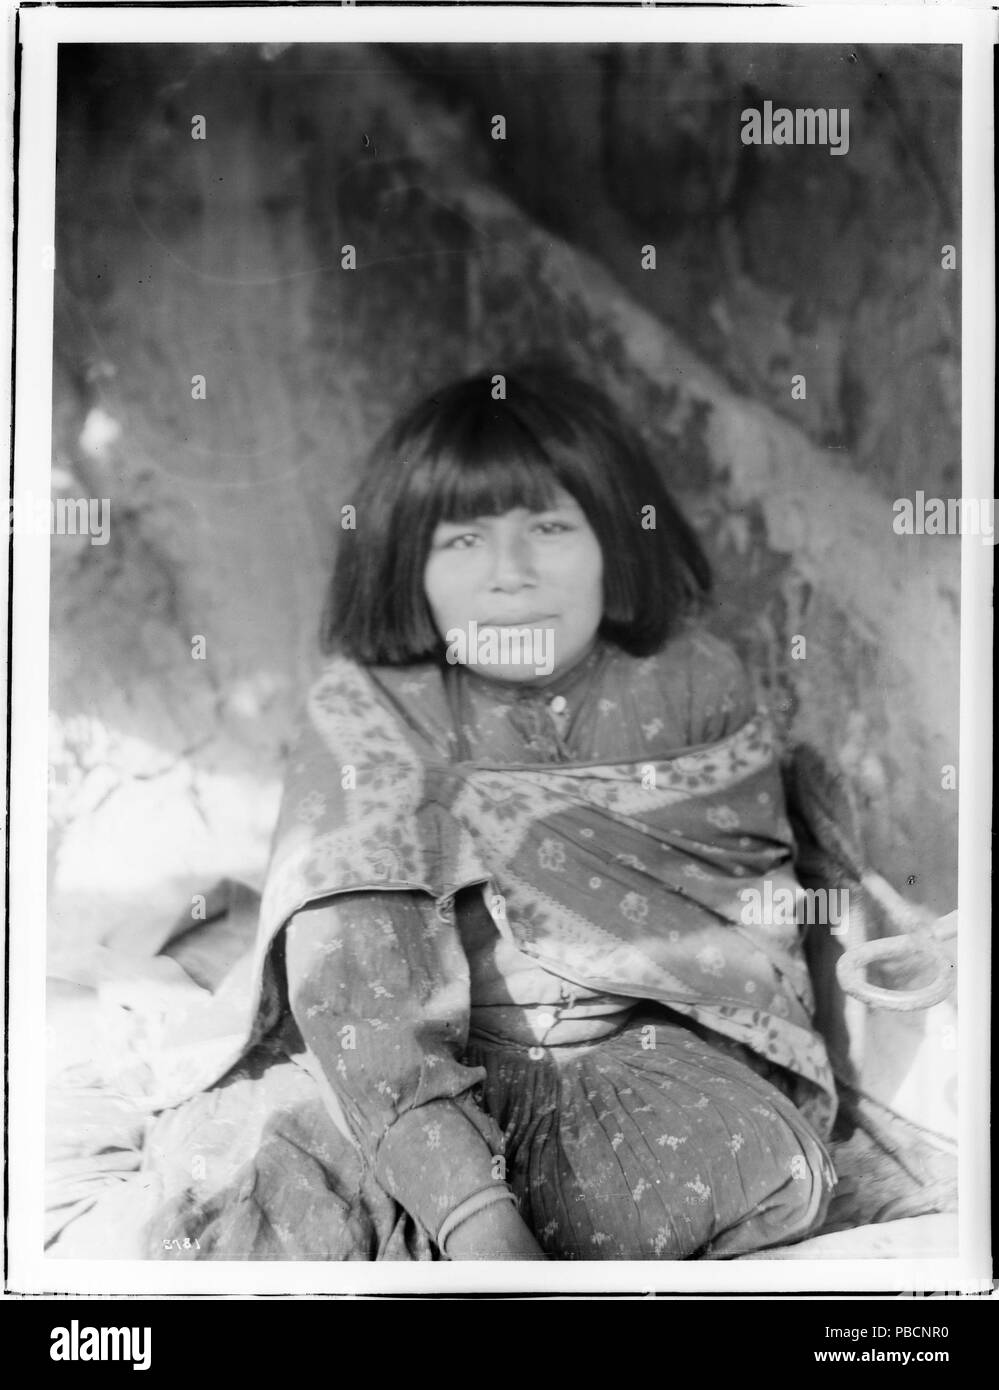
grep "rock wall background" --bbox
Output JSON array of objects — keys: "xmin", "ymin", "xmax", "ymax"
[{"xmin": 48, "ymin": 42, "xmax": 961, "ymax": 1118}]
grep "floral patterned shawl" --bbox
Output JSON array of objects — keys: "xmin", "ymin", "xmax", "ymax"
[{"xmin": 147, "ymin": 645, "xmax": 835, "ymax": 1116}]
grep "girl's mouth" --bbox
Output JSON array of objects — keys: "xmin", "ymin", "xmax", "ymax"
[{"xmin": 479, "ymin": 615, "xmax": 555, "ymax": 627}]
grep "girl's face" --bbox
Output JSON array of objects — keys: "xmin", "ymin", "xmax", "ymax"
[{"xmin": 423, "ymin": 486, "xmax": 604, "ymax": 685}]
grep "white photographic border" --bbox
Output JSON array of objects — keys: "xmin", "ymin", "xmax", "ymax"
[{"xmin": 6, "ymin": 1, "xmax": 994, "ymax": 1298}]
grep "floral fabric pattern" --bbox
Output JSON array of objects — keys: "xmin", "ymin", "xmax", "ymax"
[{"xmin": 147, "ymin": 629, "xmax": 835, "ymax": 1125}]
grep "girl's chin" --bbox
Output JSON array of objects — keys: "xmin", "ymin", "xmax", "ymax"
[{"xmin": 441, "ymin": 631, "xmax": 599, "ymax": 687}]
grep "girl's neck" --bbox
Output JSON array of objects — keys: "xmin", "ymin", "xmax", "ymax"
[{"xmin": 455, "ymin": 634, "xmax": 608, "ymax": 701}]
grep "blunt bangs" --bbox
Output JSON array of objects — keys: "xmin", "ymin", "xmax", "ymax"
[
  {"xmin": 322, "ymin": 366, "xmax": 712, "ymax": 664},
  {"xmin": 406, "ymin": 403, "xmax": 565, "ymax": 527}
]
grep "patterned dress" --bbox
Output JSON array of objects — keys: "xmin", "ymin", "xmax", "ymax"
[{"xmin": 143, "ymin": 630, "xmax": 836, "ymax": 1260}]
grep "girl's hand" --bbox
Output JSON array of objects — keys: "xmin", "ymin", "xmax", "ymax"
[{"xmin": 444, "ymin": 1199, "xmax": 549, "ymax": 1260}]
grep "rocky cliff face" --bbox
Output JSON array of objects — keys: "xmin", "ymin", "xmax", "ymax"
[
  {"xmin": 49, "ymin": 38, "xmax": 960, "ymax": 1073},
  {"xmin": 402, "ymin": 42, "xmax": 961, "ymax": 500}
]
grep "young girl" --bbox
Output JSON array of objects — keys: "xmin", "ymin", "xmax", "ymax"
[{"xmin": 145, "ymin": 365, "xmax": 837, "ymax": 1261}]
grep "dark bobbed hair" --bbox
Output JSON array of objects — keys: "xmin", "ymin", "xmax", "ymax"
[{"xmin": 322, "ymin": 363, "xmax": 712, "ymax": 664}]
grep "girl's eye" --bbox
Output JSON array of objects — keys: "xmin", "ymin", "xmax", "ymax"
[
  {"xmin": 437, "ymin": 532, "xmax": 481, "ymax": 551},
  {"xmin": 433, "ymin": 517, "xmax": 574, "ymax": 549}
]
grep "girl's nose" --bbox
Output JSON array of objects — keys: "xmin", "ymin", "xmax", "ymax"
[{"xmin": 488, "ymin": 529, "xmax": 537, "ymax": 591}]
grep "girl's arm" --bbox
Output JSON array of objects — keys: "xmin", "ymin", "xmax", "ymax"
[
  {"xmin": 284, "ymin": 890, "xmax": 543, "ymax": 1259},
  {"xmin": 443, "ymin": 1194, "xmax": 546, "ymax": 1260}
]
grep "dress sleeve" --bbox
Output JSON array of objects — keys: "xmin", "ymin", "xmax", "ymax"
[
  {"xmin": 283, "ymin": 889, "xmax": 512, "ymax": 1248},
  {"xmin": 680, "ymin": 629, "xmax": 758, "ymax": 744}
]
